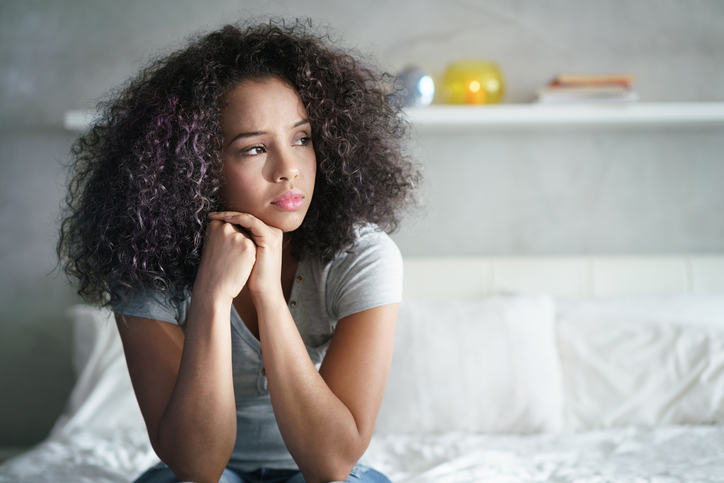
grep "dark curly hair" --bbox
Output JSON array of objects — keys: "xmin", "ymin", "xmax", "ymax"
[{"xmin": 57, "ymin": 19, "xmax": 419, "ymax": 307}]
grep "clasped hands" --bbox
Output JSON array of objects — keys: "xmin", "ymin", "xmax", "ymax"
[{"xmin": 196, "ymin": 211, "xmax": 285, "ymax": 303}]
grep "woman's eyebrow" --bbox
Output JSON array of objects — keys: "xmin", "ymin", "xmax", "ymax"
[
  {"xmin": 228, "ymin": 120, "xmax": 310, "ymax": 146},
  {"xmin": 293, "ymin": 119, "xmax": 310, "ymax": 128},
  {"xmin": 228, "ymin": 130, "xmax": 265, "ymax": 145}
]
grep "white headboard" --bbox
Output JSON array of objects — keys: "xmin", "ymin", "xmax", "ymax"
[{"xmin": 402, "ymin": 255, "xmax": 724, "ymax": 299}]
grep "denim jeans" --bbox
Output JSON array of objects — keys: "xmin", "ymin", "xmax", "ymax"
[{"xmin": 134, "ymin": 461, "xmax": 391, "ymax": 483}]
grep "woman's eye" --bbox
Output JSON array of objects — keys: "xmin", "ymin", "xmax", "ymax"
[
  {"xmin": 241, "ymin": 145, "xmax": 265, "ymax": 156},
  {"xmin": 294, "ymin": 136, "xmax": 312, "ymax": 146}
]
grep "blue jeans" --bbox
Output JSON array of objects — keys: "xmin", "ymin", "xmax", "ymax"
[{"xmin": 134, "ymin": 461, "xmax": 391, "ymax": 483}]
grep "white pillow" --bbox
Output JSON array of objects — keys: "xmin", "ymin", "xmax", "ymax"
[
  {"xmin": 375, "ymin": 295, "xmax": 564, "ymax": 434},
  {"xmin": 51, "ymin": 305, "xmax": 147, "ymax": 436},
  {"xmin": 557, "ymin": 295, "xmax": 724, "ymax": 430}
]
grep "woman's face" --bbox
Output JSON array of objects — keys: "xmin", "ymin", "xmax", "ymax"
[{"xmin": 220, "ymin": 77, "xmax": 316, "ymax": 233}]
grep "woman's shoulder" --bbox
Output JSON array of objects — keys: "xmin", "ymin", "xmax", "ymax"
[
  {"xmin": 318, "ymin": 224, "xmax": 403, "ymax": 320},
  {"xmin": 316, "ymin": 224, "xmax": 402, "ymax": 279},
  {"xmin": 342, "ymin": 224, "xmax": 402, "ymax": 261}
]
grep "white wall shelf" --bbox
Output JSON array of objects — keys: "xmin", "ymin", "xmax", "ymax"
[
  {"xmin": 65, "ymin": 103, "xmax": 724, "ymax": 132},
  {"xmin": 404, "ymin": 102, "xmax": 724, "ymax": 129}
]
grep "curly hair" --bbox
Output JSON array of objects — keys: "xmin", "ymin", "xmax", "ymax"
[{"xmin": 57, "ymin": 19, "xmax": 419, "ymax": 307}]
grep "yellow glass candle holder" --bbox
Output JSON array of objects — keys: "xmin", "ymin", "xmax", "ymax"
[{"xmin": 442, "ymin": 60, "xmax": 505, "ymax": 105}]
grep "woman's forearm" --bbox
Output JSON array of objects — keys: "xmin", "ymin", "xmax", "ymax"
[
  {"xmin": 156, "ymin": 291, "xmax": 237, "ymax": 482},
  {"xmin": 254, "ymin": 292, "xmax": 366, "ymax": 483}
]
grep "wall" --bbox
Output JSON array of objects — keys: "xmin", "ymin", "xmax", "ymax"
[{"xmin": 1, "ymin": 0, "xmax": 723, "ymax": 447}]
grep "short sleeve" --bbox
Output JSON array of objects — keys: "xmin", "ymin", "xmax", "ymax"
[
  {"xmin": 111, "ymin": 286, "xmax": 186, "ymax": 325},
  {"xmin": 327, "ymin": 225, "xmax": 403, "ymax": 321}
]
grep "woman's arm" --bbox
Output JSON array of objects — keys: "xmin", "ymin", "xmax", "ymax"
[
  {"xmin": 210, "ymin": 211, "xmax": 398, "ymax": 483},
  {"xmin": 115, "ymin": 219, "xmax": 256, "ymax": 483},
  {"xmin": 115, "ymin": 302, "xmax": 236, "ymax": 483},
  {"xmin": 256, "ymin": 299, "xmax": 398, "ymax": 483}
]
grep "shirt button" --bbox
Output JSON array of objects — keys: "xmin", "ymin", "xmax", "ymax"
[
  {"xmin": 290, "ymin": 300, "xmax": 298, "ymax": 308},
  {"xmin": 296, "ymin": 275, "xmax": 304, "ymax": 283},
  {"xmin": 261, "ymin": 367, "xmax": 266, "ymax": 376}
]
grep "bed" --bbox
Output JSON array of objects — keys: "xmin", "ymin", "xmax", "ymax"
[{"xmin": 3, "ymin": 255, "xmax": 724, "ymax": 482}]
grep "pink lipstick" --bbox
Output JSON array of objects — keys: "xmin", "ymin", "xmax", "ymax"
[{"xmin": 272, "ymin": 190, "xmax": 304, "ymax": 210}]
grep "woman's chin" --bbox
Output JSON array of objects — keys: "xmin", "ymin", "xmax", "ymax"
[{"xmin": 263, "ymin": 213, "xmax": 307, "ymax": 233}]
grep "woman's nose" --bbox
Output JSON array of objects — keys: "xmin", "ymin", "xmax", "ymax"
[{"xmin": 272, "ymin": 149, "xmax": 300, "ymax": 182}]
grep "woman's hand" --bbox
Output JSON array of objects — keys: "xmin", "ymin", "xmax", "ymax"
[
  {"xmin": 208, "ymin": 211, "xmax": 285, "ymax": 299},
  {"xmin": 195, "ymin": 215, "xmax": 257, "ymax": 303}
]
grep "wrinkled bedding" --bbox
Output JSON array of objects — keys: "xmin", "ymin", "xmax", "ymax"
[
  {"xmin": 0, "ymin": 427, "xmax": 156, "ymax": 483},
  {"xmin": 3, "ymin": 425, "xmax": 724, "ymax": 482},
  {"xmin": 6, "ymin": 298, "xmax": 724, "ymax": 482},
  {"xmin": 362, "ymin": 426, "xmax": 724, "ymax": 483}
]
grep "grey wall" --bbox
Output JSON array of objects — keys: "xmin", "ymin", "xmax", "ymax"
[
  {"xmin": 1, "ymin": 0, "xmax": 723, "ymax": 447},
  {"xmin": 398, "ymin": 125, "xmax": 724, "ymax": 256}
]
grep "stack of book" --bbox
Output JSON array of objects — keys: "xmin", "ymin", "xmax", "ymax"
[{"xmin": 536, "ymin": 73, "xmax": 638, "ymax": 104}]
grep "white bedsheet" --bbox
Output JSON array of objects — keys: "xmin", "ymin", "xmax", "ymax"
[
  {"xmin": 6, "ymin": 300, "xmax": 724, "ymax": 482},
  {"xmin": 362, "ymin": 426, "xmax": 724, "ymax": 483},
  {"xmin": 3, "ymin": 425, "xmax": 724, "ymax": 482},
  {"xmin": 0, "ymin": 427, "xmax": 156, "ymax": 483}
]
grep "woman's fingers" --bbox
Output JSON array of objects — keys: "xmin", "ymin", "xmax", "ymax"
[
  {"xmin": 208, "ymin": 212, "xmax": 282, "ymax": 247},
  {"xmin": 209, "ymin": 211, "xmax": 264, "ymax": 236}
]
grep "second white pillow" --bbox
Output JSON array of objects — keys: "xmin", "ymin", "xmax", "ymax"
[
  {"xmin": 557, "ymin": 295, "xmax": 724, "ymax": 430},
  {"xmin": 375, "ymin": 295, "xmax": 564, "ymax": 434}
]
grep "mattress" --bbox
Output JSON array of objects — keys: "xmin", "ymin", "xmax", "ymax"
[
  {"xmin": 2, "ymin": 425, "xmax": 724, "ymax": 482},
  {"xmin": 363, "ymin": 426, "xmax": 724, "ymax": 483}
]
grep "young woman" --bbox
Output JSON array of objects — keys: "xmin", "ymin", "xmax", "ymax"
[{"xmin": 57, "ymin": 20, "xmax": 417, "ymax": 483}]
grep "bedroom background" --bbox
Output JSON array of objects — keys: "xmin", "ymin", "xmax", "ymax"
[{"xmin": 1, "ymin": 0, "xmax": 723, "ymax": 460}]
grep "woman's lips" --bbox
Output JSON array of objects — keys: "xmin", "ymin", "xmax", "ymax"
[{"xmin": 271, "ymin": 190, "xmax": 304, "ymax": 210}]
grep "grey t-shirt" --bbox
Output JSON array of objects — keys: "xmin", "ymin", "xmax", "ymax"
[{"xmin": 113, "ymin": 224, "xmax": 403, "ymax": 471}]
